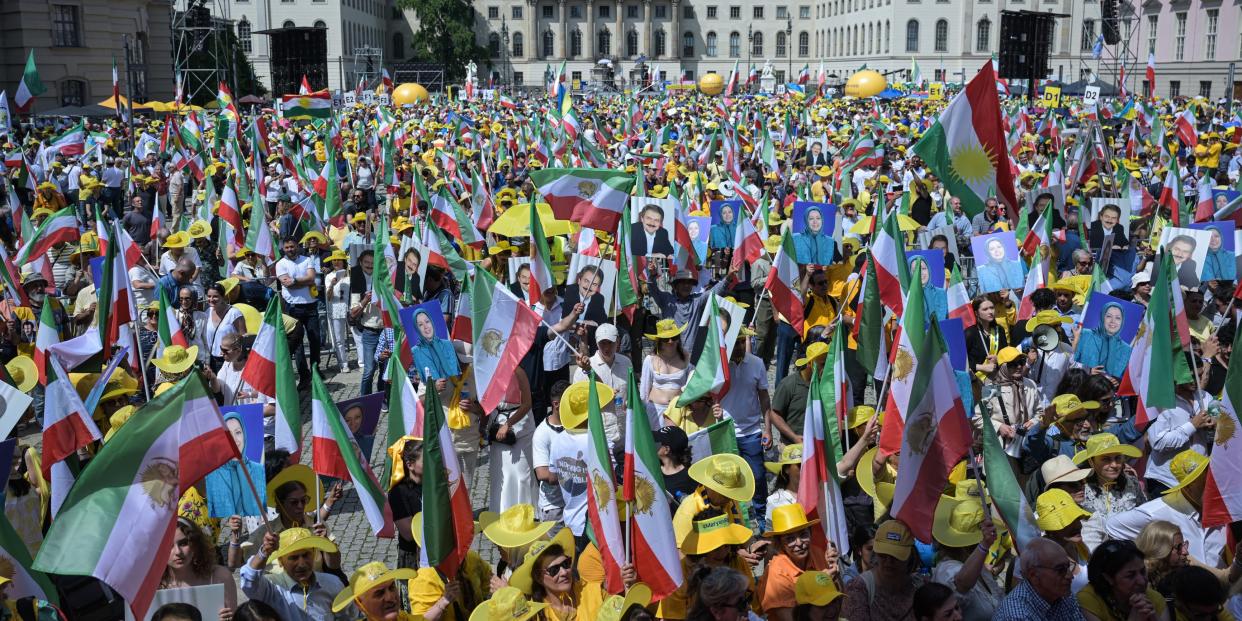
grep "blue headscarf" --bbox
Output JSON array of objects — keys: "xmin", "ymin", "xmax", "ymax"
[
  {"xmin": 794, "ymin": 206, "xmax": 836, "ymax": 265},
  {"xmin": 1073, "ymin": 302, "xmax": 1131, "ymax": 377}
]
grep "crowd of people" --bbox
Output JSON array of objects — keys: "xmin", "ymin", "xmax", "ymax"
[{"xmin": 3, "ymin": 67, "xmax": 1242, "ymax": 621}]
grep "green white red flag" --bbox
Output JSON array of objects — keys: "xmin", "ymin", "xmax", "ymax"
[
  {"xmin": 14, "ymin": 50, "xmax": 46, "ymax": 112},
  {"xmin": 471, "ymin": 269, "xmax": 540, "ymax": 413},
  {"xmin": 240, "ymin": 295, "xmax": 303, "ymax": 459},
  {"xmin": 798, "ymin": 334, "xmax": 852, "ymax": 558},
  {"xmin": 869, "ymin": 209, "xmax": 909, "ymax": 313},
  {"xmin": 41, "ymin": 354, "xmax": 100, "ymax": 480},
  {"xmin": 418, "ymin": 372, "xmax": 474, "ymax": 575},
  {"xmin": 680, "ymin": 296, "xmax": 730, "ymax": 403},
  {"xmin": 381, "ymin": 353, "xmax": 424, "ymax": 488},
  {"xmin": 16, "ymin": 206, "xmax": 79, "ymax": 265},
  {"xmin": 528, "ymin": 167, "xmax": 635, "ymax": 231},
  {"xmin": 980, "ymin": 399, "xmax": 1041, "ymax": 551},
  {"xmin": 1202, "ymin": 315, "xmax": 1242, "ymax": 527},
  {"xmin": 765, "ymin": 228, "xmax": 805, "ymax": 334},
  {"xmin": 622, "ymin": 370, "xmax": 683, "ymax": 599},
  {"xmin": 586, "ymin": 376, "xmax": 626, "ymax": 593},
  {"xmin": 156, "ymin": 286, "xmax": 190, "ymax": 353},
  {"xmin": 528, "ymin": 194, "xmax": 557, "ymax": 303},
  {"xmin": 0, "ymin": 511, "xmax": 57, "ymax": 604},
  {"xmin": 1118, "ymin": 254, "xmax": 1177, "ymax": 427}
]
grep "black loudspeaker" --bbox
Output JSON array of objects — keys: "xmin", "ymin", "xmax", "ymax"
[
  {"xmin": 1100, "ymin": 0, "xmax": 1120, "ymax": 44},
  {"xmin": 269, "ymin": 27, "xmax": 329, "ymax": 96},
  {"xmin": 998, "ymin": 11, "xmax": 1056, "ymax": 81}
]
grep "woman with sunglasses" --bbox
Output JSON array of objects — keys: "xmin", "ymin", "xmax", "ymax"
[
  {"xmin": 202, "ymin": 282, "xmax": 246, "ymax": 372},
  {"xmin": 216, "ymin": 333, "xmax": 266, "ymax": 408},
  {"xmin": 1075, "ymin": 433, "xmax": 1147, "ymax": 551},
  {"xmin": 979, "ymin": 347, "xmax": 1041, "ymax": 469},
  {"xmin": 1134, "ymin": 521, "xmax": 1189, "ymax": 592},
  {"xmin": 177, "ymin": 286, "xmax": 208, "ymax": 362},
  {"xmin": 509, "ymin": 529, "xmax": 606, "ymax": 621},
  {"xmin": 1076, "ymin": 540, "xmax": 1166, "ymax": 621},
  {"xmin": 685, "ymin": 566, "xmax": 753, "ymax": 621}
]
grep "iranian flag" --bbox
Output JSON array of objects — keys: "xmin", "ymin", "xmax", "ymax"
[
  {"xmin": 41, "ymin": 355, "xmax": 101, "ymax": 479},
  {"xmin": 310, "ymin": 369, "xmax": 395, "ymax": 537},
  {"xmin": 1174, "ymin": 109, "xmax": 1198, "ymax": 147},
  {"xmin": 946, "ymin": 263, "xmax": 975, "ymax": 328},
  {"xmin": 1194, "ymin": 178, "xmax": 1216, "ymax": 222},
  {"xmin": 980, "ymin": 400, "xmax": 1040, "ymax": 552},
  {"xmin": 879, "ymin": 264, "xmax": 930, "ymax": 456},
  {"xmin": 730, "ymin": 204, "xmax": 764, "ymax": 272},
  {"xmin": 428, "ymin": 189, "xmax": 464, "ymax": 240},
  {"xmin": 680, "ymin": 296, "xmax": 730, "ymax": 403},
  {"xmin": 33, "ymin": 301, "xmax": 59, "ymax": 387},
  {"xmin": 616, "ymin": 207, "xmax": 641, "ymax": 320},
  {"xmin": 240, "ymin": 295, "xmax": 303, "ymax": 459},
  {"xmin": 0, "ymin": 512, "xmax": 57, "ymax": 604},
  {"xmin": 528, "ymin": 168, "xmax": 635, "ymax": 231},
  {"xmin": 528, "ymin": 195, "xmax": 557, "ymax": 303},
  {"xmin": 1015, "ymin": 246, "xmax": 1048, "ymax": 321},
  {"xmin": 1202, "ymin": 318, "xmax": 1242, "ymax": 527},
  {"xmin": 46, "ymin": 121, "xmax": 86, "ymax": 156},
  {"xmin": 419, "ymin": 376, "xmax": 474, "ymax": 574},
  {"xmin": 33, "ymin": 375, "xmax": 235, "ymax": 621},
  {"xmin": 1020, "ymin": 204, "xmax": 1055, "ymax": 257},
  {"xmin": 95, "ymin": 205, "xmax": 145, "ymax": 266},
  {"xmin": 1157, "ymin": 159, "xmax": 1184, "ymax": 225},
  {"xmin": 156, "ymin": 286, "xmax": 191, "ymax": 352},
  {"xmin": 585, "ymin": 377, "xmax": 626, "ymax": 593},
  {"xmin": 855, "ymin": 258, "xmax": 890, "ymax": 380},
  {"xmin": 1118, "ymin": 255, "xmax": 1177, "ymax": 427},
  {"xmin": 798, "ymin": 329, "xmax": 853, "ymax": 558},
  {"xmin": 381, "ymin": 354, "xmax": 424, "ymax": 487},
  {"xmin": 14, "ymin": 50, "xmax": 46, "ymax": 112},
  {"xmin": 765, "ymin": 229, "xmax": 805, "ymax": 334},
  {"xmin": 471, "ymin": 270, "xmax": 540, "ymax": 413},
  {"xmin": 870, "ymin": 210, "xmax": 909, "ymax": 313},
  {"xmin": 281, "ymin": 91, "xmax": 333, "ymax": 119},
  {"xmin": 912, "ymin": 61, "xmax": 1018, "ymax": 218},
  {"xmin": 244, "ymin": 188, "xmax": 276, "ymax": 260},
  {"xmin": 96, "ymin": 220, "xmax": 134, "ymax": 350},
  {"xmin": 622, "ymin": 370, "xmax": 683, "ymax": 600},
  {"xmin": 1124, "ymin": 171, "xmax": 1158, "ymax": 218},
  {"xmin": 216, "ymin": 182, "xmax": 245, "ymax": 249},
  {"xmin": 16, "ymin": 206, "xmax": 79, "ymax": 264}
]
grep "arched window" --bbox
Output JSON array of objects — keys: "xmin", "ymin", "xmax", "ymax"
[
  {"xmin": 543, "ymin": 30, "xmax": 554, "ymax": 57},
  {"xmin": 905, "ymin": 19, "xmax": 919, "ymax": 52},
  {"xmin": 682, "ymin": 31, "xmax": 695, "ymax": 56},
  {"xmin": 238, "ymin": 18, "xmax": 252, "ymax": 53},
  {"xmin": 798, "ymin": 31, "xmax": 809, "ymax": 56},
  {"xmin": 60, "ymin": 78, "xmax": 86, "ymax": 106},
  {"xmin": 391, "ymin": 32, "xmax": 404, "ymax": 59},
  {"xmin": 729, "ymin": 31, "xmax": 740, "ymax": 57},
  {"xmin": 751, "ymin": 31, "xmax": 763, "ymax": 56},
  {"xmin": 976, "ymin": 18, "xmax": 991, "ymax": 52},
  {"xmin": 598, "ymin": 29, "xmax": 611, "ymax": 56},
  {"xmin": 572, "ymin": 29, "xmax": 582, "ymax": 57},
  {"xmin": 867, "ymin": 22, "xmax": 873, "ymax": 54},
  {"xmin": 314, "ymin": 19, "xmax": 326, "ymax": 28},
  {"xmin": 776, "ymin": 31, "xmax": 787, "ymax": 57},
  {"xmin": 512, "ymin": 32, "xmax": 523, "ymax": 57},
  {"xmin": 489, "ymin": 32, "xmax": 501, "ymax": 57},
  {"xmin": 934, "ymin": 19, "xmax": 948, "ymax": 52},
  {"xmin": 885, "ymin": 20, "xmax": 890, "ymax": 53},
  {"xmin": 627, "ymin": 29, "xmax": 638, "ymax": 57},
  {"xmin": 705, "ymin": 31, "xmax": 717, "ymax": 56},
  {"xmin": 654, "ymin": 29, "xmax": 666, "ymax": 57},
  {"xmin": 282, "ymin": 19, "xmax": 295, "ymax": 28}
]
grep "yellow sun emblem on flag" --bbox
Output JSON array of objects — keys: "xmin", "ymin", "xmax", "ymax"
[
  {"xmin": 592, "ymin": 470, "xmax": 613, "ymax": 507},
  {"xmin": 1216, "ymin": 412, "xmax": 1236, "ymax": 448},
  {"xmin": 949, "ymin": 144, "xmax": 996, "ymax": 184},
  {"xmin": 296, "ymin": 96, "xmax": 313, "ymax": 107}
]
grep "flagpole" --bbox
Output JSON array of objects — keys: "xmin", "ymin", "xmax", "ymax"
[{"xmin": 130, "ymin": 321, "xmax": 152, "ymax": 401}]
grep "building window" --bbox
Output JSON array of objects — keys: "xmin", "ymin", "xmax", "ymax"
[
  {"xmin": 1174, "ymin": 12, "xmax": 1186, "ymax": 60},
  {"xmin": 512, "ymin": 32, "xmax": 523, "ymax": 57},
  {"xmin": 543, "ymin": 30, "xmax": 554, "ymax": 57},
  {"xmin": 488, "ymin": 6, "xmax": 499, "ymax": 19},
  {"xmin": 776, "ymin": 6, "xmax": 788, "ymax": 18},
  {"xmin": 513, "ymin": 71, "xmax": 523, "ymax": 85},
  {"xmin": 571, "ymin": 29, "xmax": 582, "ymax": 56},
  {"xmin": 775, "ymin": 70, "xmax": 785, "ymax": 82},
  {"xmin": 905, "ymin": 19, "xmax": 919, "ymax": 52},
  {"xmin": 598, "ymin": 29, "xmax": 611, "ymax": 55},
  {"xmin": 1199, "ymin": 81, "xmax": 1211, "ymax": 97},
  {"xmin": 729, "ymin": 6, "xmax": 740, "ymax": 19},
  {"xmin": 543, "ymin": 4, "xmax": 553, "ymax": 18},
  {"xmin": 627, "ymin": 4, "xmax": 639, "ymax": 18},
  {"xmin": 314, "ymin": 19, "xmax": 326, "ymax": 28},
  {"xmin": 1168, "ymin": 80, "xmax": 1180, "ymax": 96},
  {"xmin": 571, "ymin": 71, "xmax": 582, "ymax": 82},
  {"xmin": 729, "ymin": 31, "xmax": 740, "ymax": 56},
  {"xmin": 60, "ymin": 79, "xmax": 86, "ymax": 106},
  {"xmin": 685, "ymin": 69, "xmax": 695, "ymax": 80},
  {"xmin": 706, "ymin": 31, "xmax": 717, "ymax": 55},
  {"xmin": 751, "ymin": 31, "xmax": 763, "ymax": 56},
  {"xmin": 600, "ymin": 4, "xmax": 610, "ymax": 18},
  {"xmin": 238, "ymin": 18, "xmax": 252, "ymax": 53},
  {"xmin": 655, "ymin": 4, "xmax": 666, "ymax": 18},
  {"xmin": 1204, "ymin": 9, "xmax": 1217, "ymax": 60},
  {"xmin": 798, "ymin": 31, "xmax": 809, "ymax": 56},
  {"xmin": 391, "ymin": 32, "xmax": 404, "ymax": 59},
  {"xmin": 570, "ymin": 5, "xmax": 580, "ymax": 18},
  {"xmin": 51, "ymin": 5, "xmax": 81, "ymax": 47},
  {"xmin": 776, "ymin": 31, "xmax": 787, "ymax": 57},
  {"xmin": 489, "ymin": 33, "xmax": 501, "ymax": 57},
  {"xmin": 976, "ymin": 17, "xmax": 990, "ymax": 52},
  {"xmin": 627, "ymin": 30, "xmax": 638, "ymax": 56},
  {"xmin": 884, "ymin": 20, "xmax": 890, "ymax": 52},
  {"xmin": 283, "ymin": 19, "xmax": 295, "ymax": 27},
  {"xmin": 1080, "ymin": 19, "xmax": 1095, "ymax": 51},
  {"xmin": 683, "ymin": 5, "xmax": 694, "ymax": 18},
  {"xmin": 801, "ymin": 5, "xmax": 811, "ymax": 18},
  {"xmin": 683, "ymin": 31, "xmax": 694, "ymax": 55},
  {"xmin": 512, "ymin": 6, "xmax": 523, "ymax": 19},
  {"xmin": 753, "ymin": 6, "xmax": 764, "ymax": 18},
  {"xmin": 655, "ymin": 29, "xmax": 666, "ymax": 56},
  {"xmin": 1147, "ymin": 15, "xmax": 1157, "ymax": 55},
  {"xmin": 706, "ymin": 5, "xmax": 717, "ymax": 18}
]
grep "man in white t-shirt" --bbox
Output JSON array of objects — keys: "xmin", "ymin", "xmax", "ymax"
[
  {"xmin": 276, "ymin": 237, "xmax": 320, "ymax": 387},
  {"xmin": 532, "ymin": 380, "xmax": 571, "ymax": 522}
]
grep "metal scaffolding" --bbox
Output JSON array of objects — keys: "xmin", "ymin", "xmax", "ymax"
[{"xmin": 172, "ymin": 0, "xmax": 237, "ymax": 103}]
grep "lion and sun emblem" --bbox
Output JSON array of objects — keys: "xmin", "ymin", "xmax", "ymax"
[
  {"xmin": 479, "ymin": 328, "xmax": 506, "ymax": 357},
  {"xmin": 140, "ymin": 457, "xmax": 180, "ymax": 510},
  {"xmin": 577, "ymin": 180, "xmax": 598, "ymax": 199}
]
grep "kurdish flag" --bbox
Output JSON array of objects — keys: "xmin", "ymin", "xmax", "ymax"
[
  {"xmin": 281, "ymin": 91, "xmax": 333, "ymax": 120},
  {"xmin": 0, "ymin": 511, "xmax": 57, "ymax": 604},
  {"xmin": 240, "ymin": 295, "xmax": 302, "ymax": 459},
  {"xmin": 765, "ymin": 228, "xmax": 805, "ymax": 334},
  {"xmin": 623, "ymin": 370, "xmax": 683, "ymax": 600},
  {"xmin": 1202, "ymin": 317, "xmax": 1242, "ymax": 527},
  {"xmin": 585, "ymin": 376, "xmax": 626, "ymax": 593},
  {"xmin": 419, "ymin": 369, "xmax": 474, "ymax": 575},
  {"xmin": 680, "ymin": 296, "xmax": 730, "ymax": 403},
  {"xmin": 471, "ymin": 269, "xmax": 540, "ymax": 413},
  {"xmin": 16, "ymin": 206, "xmax": 79, "ymax": 264},
  {"xmin": 33, "ymin": 374, "xmax": 236, "ymax": 621},
  {"xmin": 912, "ymin": 61, "xmax": 1018, "ymax": 218},
  {"xmin": 310, "ymin": 369, "xmax": 395, "ymax": 537},
  {"xmin": 528, "ymin": 167, "xmax": 635, "ymax": 231}
]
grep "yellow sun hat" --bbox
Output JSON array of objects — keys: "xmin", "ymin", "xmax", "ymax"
[
  {"xmin": 558, "ymin": 379, "xmax": 615, "ymax": 430},
  {"xmin": 680, "ymin": 512, "xmax": 754, "ymax": 556},
  {"xmin": 1163, "ymin": 449, "xmax": 1210, "ymax": 496},
  {"xmin": 467, "ymin": 587, "xmax": 547, "ymax": 621},
  {"xmin": 795, "ymin": 570, "xmax": 844, "ymax": 606},
  {"xmin": 1072, "ymin": 432, "xmax": 1143, "ymax": 465},
  {"xmin": 644, "ymin": 319, "xmax": 685, "ymax": 340},
  {"xmin": 1034, "ymin": 488, "xmax": 1091, "ymax": 532},
  {"xmin": 763, "ymin": 502, "xmax": 819, "ymax": 538},
  {"xmin": 151, "ymin": 345, "xmax": 199, "ymax": 374},
  {"xmin": 598, "ymin": 584, "xmax": 653, "ymax": 621},
  {"xmin": 1024, "ymin": 309, "xmax": 1073, "ymax": 332},
  {"xmin": 187, "ymin": 219, "xmax": 212, "ymax": 239},
  {"xmin": 688, "ymin": 453, "xmax": 755, "ymax": 503},
  {"xmin": 847, "ymin": 405, "xmax": 881, "ymax": 430},
  {"xmin": 268, "ymin": 527, "xmax": 338, "ymax": 565},
  {"xmin": 233, "ymin": 303, "xmax": 262, "ymax": 334},
  {"xmin": 266, "ymin": 464, "xmax": 325, "ymax": 508},
  {"xmin": 482, "ymin": 503, "xmax": 556, "ymax": 549},
  {"xmin": 508, "ymin": 528, "xmax": 575, "ymax": 595},
  {"xmin": 4, "ymin": 355, "xmax": 37, "ymax": 392},
  {"xmin": 764, "ymin": 444, "xmax": 803, "ymax": 474},
  {"xmin": 163, "ymin": 231, "xmax": 190, "ymax": 248},
  {"xmin": 795, "ymin": 341, "xmax": 830, "ymax": 367},
  {"xmin": 330, "ymin": 561, "xmax": 419, "ymax": 612},
  {"xmin": 932, "ymin": 494, "xmax": 987, "ymax": 548}
]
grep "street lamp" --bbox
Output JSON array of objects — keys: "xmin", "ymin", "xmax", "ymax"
[
  {"xmin": 747, "ymin": 25, "xmax": 753, "ymax": 93},
  {"xmin": 501, "ymin": 17, "xmax": 510, "ymax": 89},
  {"xmin": 785, "ymin": 19, "xmax": 792, "ymax": 84}
]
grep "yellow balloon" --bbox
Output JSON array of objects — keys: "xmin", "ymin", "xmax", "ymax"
[
  {"xmin": 392, "ymin": 83, "xmax": 429, "ymax": 106},
  {"xmin": 844, "ymin": 70, "xmax": 887, "ymax": 98},
  {"xmin": 698, "ymin": 73, "xmax": 724, "ymax": 96}
]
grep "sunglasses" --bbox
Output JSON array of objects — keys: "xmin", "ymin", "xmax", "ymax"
[{"xmin": 542, "ymin": 558, "xmax": 572, "ymax": 577}]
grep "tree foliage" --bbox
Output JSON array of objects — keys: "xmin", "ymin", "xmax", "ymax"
[{"xmin": 397, "ymin": 0, "xmax": 489, "ymax": 82}]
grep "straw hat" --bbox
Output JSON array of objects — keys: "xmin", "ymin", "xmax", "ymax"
[
  {"xmin": 764, "ymin": 444, "xmax": 803, "ymax": 474},
  {"xmin": 1050, "ymin": 394, "xmax": 1100, "ymax": 425},
  {"xmin": 508, "ymin": 528, "xmax": 575, "ymax": 594},
  {"xmin": 266, "ymin": 464, "xmax": 325, "ymax": 508},
  {"xmin": 764, "ymin": 235, "xmax": 782, "ymax": 254},
  {"xmin": 330, "ymin": 561, "xmax": 419, "ymax": 612},
  {"xmin": 268, "ymin": 527, "xmax": 338, "ymax": 565},
  {"xmin": 932, "ymin": 493, "xmax": 987, "ymax": 548},
  {"xmin": 763, "ymin": 503, "xmax": 819, "ymax": 538},
  {"xmin": 598, "ymin": 584, "xmax": 653, "ymax": 621},
  {"xmin": 151, "ymin": 345, "xmax": 199, "ymax": 374},
  {"xmin": 795, "ymin": 571, "xmax": 844, "ymax": 606},
  {"xmin": 233, "ymin": 303, "xmax": 262, "ymax": 334},
  {"xmin": 163, "ymin": 231, "xmax": 190, "ymax": 248},
  {"xmin": 795, "ymin": 341, "xmax": 830, "ymax": 367},
  {"xmin": 1072, "ymin": 433, "xmax": 1142, "ymax": 465},
  {"xmin": 324, "ymin": 249, "xmax": 349, "ymax": 263},
  {"xmin": 681, "ymin": 512, "xmax": 754, "ymax": 555},
  {"xmin": 1040, "ymin": 455, "xmax": 1092, "ymax": 489},
  {"xmin": 300, "ymin": 231, "xmax": 329, "ymax": 245},
  {"xmin": 873, "ymin": 519, "xmax": 914, "ymax": 560},
  {"xmin": 846, "ymin": 405, "xmax": 881, "ymax": 430},
  {"xmin": 482, "ymin": 504, "xmax": 555, "ymax": 548},
  {"xmin": 4, "ymin": 355, "xmax": 37, "ymax": 392},
  {"xmin": 1163, "ymin": 449, "xmax": 1209, "ymax": 495},
  {"xmin": 645, "ymin": 319, "xmax": 686, "ymax": 341},
  {"xmin": 1034, "ymin": 489, "xmax": 1091, "ymax": 532},
  {"xmin": 467, "ymin": 587, "xmax": 547, "ymax": 621},
  {"xmin": 216, "ymin": 277, "xmax": 240, "ymax": 298},
  {"xmin": 688, "ymin": 454, "xmax": 755, "ymax": 503},
  {"xmin": 1023, "ymin": 310, "xmax": 1072, "ymax": 332},
  {"xmin": 558, "ymin": 379, "xmax": 615, "ymax": 430},
  {"xmin": 187, "ymin": 220, "xmax": 212, "ymax": 239}
]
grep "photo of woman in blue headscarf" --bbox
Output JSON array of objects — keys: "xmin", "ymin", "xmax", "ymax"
[
  {"xmin": 204, "ymin": 411, "xmax": 266, "ymax": 517},
  {"xmin": 794, "ymin": 204, "xmax": 835, "ymax": 265},
  {"xmin": 973, "ymin": 234, "xmax": 1026, "ymax": 293},
  {"xmin": 912, "ymin": 257, "xmax": 949, "ymax": 322},
  {"xmin": 1074, "ymin": 302, "xmax": 1132, "ymax": 378},
  {"xmin": 411, "ymin": 307, "xmax": 460, "ymax": 380},
  {"xmin": 709, "ymin": 202, "xmax": 737, "ymax": 249},
  {"xmin": 1200, "ymin": 224, "xmax": 1237, "ymax": 282}
]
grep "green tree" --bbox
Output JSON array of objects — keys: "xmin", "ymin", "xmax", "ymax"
[{"xmin": 397, "ymin": 0, "xmax": 488, "ymax": 83}]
